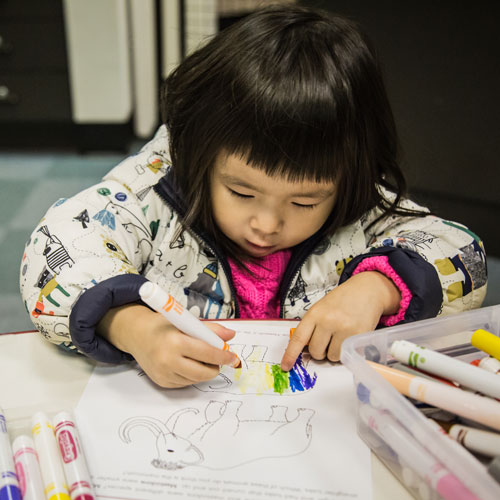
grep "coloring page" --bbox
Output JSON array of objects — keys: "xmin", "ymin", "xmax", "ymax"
[{"xmin": 75, "ymin": 321, "xmax": 371, "ymax": 500}]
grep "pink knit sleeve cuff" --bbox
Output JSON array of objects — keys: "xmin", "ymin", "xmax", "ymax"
[{"xmin": 351, "ymin": 255, "xmax": 412, "ymax": 326}]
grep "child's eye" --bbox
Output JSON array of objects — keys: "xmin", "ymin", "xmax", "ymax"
[
  {"xmin": 292, "ymin": 202, "xmax": 317, "ymax": 210},
  {"xmin": 228, "ymin": 189, "xmax": 253, "ymax": 199}
]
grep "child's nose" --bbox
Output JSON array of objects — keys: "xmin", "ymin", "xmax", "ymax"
[{"xmin": 250, "ymin": 210, "xmax": 282, "ymax": 236}]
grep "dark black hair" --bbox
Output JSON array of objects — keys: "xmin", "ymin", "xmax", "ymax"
[{"xmin": 161, "ymin": 5, "xmax": 422, "ymax": 261}]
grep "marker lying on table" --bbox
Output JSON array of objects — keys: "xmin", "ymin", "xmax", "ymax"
[
  {"xmin": 0, "ymin": 408, "xmax": 22, "ymax": 500},
  {"xmin": 53, "ymin": 412, "xmax": 95, "ymax": 500},
  {"xmin": 12, "ymin": 435, "xmax": 45, "ymax": 500},
  {"xmin": 31, "ymin": 412, "xmax": 71, "ymax": 500},
  {"xmin": 390, "ymin": 340, "xmax": 500, "ymax": 399},
  {"xmin": 139, "ymin": 281, "xmax": 241, "ymax": 368},
  {"xmin": 366, "ymin": 361, "xmax": 500, "ymax": 431}
]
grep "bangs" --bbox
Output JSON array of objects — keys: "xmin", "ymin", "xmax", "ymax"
[
  {"xmin": 219, "ymin": 77, "xmax": 345, "ymax": 184},
  {"xmin": 206, "ymin": 24, "xmax": 358, "ymax": 184},
  {"xmin": 162, "ymin": 7, "xmax": 373, "ymax": 187}
]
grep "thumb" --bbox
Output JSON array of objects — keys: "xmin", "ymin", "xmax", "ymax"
[{"xmin": 204, "ymin": 321, "xmax": 236, "ymax": 341}]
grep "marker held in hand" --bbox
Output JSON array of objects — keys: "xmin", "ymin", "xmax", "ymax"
[{"xmin": 139, "ymin": 281, "xmax": 241, "ymax": 368}]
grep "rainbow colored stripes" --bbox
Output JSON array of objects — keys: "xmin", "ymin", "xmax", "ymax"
[
  {"xmin": 234, "ymin": 353, "xmax": 317, "ymax": 395},
  {"xmin": 272, "ymin": 354, "xmax": 318, "ymax": 394}
]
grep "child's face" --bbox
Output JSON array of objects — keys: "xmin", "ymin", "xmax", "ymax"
[{"xmin": 210, "ymin": 153, "xmax": 336, "ymax": 258}]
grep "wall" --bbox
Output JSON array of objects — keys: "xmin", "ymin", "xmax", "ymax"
[{"xmin": 306, "ymin": 0, "xmax": 500, "ymax": 257}]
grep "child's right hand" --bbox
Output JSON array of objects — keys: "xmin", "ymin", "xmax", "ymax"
[{"xmin": 97, "ymin": 304, "xmax": 237, "ymax": 388}]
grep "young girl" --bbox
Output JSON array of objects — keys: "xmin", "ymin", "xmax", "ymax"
[{"xmin": 20, "ymin": 6, "xmax": 487, "ymax": 388}]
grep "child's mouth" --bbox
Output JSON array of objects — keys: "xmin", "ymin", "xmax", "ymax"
[{"xmin": 245, "ymin": 240, "xmax": 276, "ymax": 256}]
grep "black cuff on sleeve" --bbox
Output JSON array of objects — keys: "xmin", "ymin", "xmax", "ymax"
[
  {"xmin": 69, "ymin": 274, "xmax": 148, "ymax": 363},
  {"xmin": 339, "ymin": 246, "xmax": 442, "ymax": 324}
]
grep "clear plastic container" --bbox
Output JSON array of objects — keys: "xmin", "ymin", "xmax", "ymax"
[{"xmin": 341, "ymin": 304, "xmax": 500, "ymax": 500}]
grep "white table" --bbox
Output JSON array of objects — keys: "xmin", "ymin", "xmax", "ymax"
[{"xmin": 0, "ymin": 331, "xmax": 412, "ymax": 500}]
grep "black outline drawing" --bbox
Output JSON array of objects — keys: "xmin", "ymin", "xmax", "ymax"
[
  {"xmin": 193, "ymin": 344, "xmax": 317, "ymax": 396},
  {"xmin": 118, "ymin": 400, "xmax": 314, "ymax": 470}
]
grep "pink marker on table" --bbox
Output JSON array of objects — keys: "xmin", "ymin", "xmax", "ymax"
[
  {"xmin": 12, "ymin": 435, "xmax": 45, "ymax": 500},
  {"xmin": 53, "ymin": 412, "xmax": 94, "ymax": 500}
]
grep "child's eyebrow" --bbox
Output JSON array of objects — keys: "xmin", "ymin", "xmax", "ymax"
[
  {"xmin": 219, "ymin": 173, "xmax": 335, "ymax": 198},
  {"xmin": 219, "ymin": 173, "xmax": 257, "ymax": 190}
]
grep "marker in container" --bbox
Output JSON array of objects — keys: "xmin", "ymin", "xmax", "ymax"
[
  {"xmin": 367, "ymin": 361, "xmax": 500, "ymax": 431},
  {"xmin": 477, "ymin": 357, "xmax": 500, "ymax": 375},
  {"xmin": 487, "ymin": 456, "xmax": 500, "ymax": 485},
  {"xmin": 359, "ymin": 404, "xmax": 479, "ymax": 500},
  {"xmin": 357, "ymin": 383, "xmax": 496, "ymax": 496},
  {"xmin": 12, "ymin": 435, "xmax": 45, "ymax": 500},
  {"xmin": 53, "ymin": 412, "xmax": 94, "ymax": 500},
  {"xmin": 139, "ymin": 281, "xmax": 241, "ymax": 368},
  {"xmin": 390, "ymin": 339, "xmax": 500, "ymax": 399},
  {"xmin": 436, "ymin": 421, "xmax": 500, "ymax": 458},
  {"xmin": 389, "ymin": 361, "xmax": 457, "ymax": 386},
  {"xmin": 0, "ymin": 408, "xmax": 22, "ymax": 500},
  {"xmin": 471, "ymin": 329, "xmax": 500, "ymax": 361},
  {"xmin": 31, "ymin": 412, "xmax": 70, "ymax": 500}
]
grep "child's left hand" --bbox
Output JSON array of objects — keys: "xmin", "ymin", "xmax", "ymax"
[{"xmin": 280, "ymin": 271, "xmax": 401, "ymax": 371}]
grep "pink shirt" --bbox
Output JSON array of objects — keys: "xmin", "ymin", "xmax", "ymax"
[
  {"xmin": 228, "ymin": 249, "xmax": 292, "ymax": 319},
  {"xmin": 229, "ymin": 251, "xmax": 410, "ymax": 324}
]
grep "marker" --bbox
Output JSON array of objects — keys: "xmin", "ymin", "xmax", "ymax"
[
  {"xmin": 488, "ymin": 456, "xmax": 500, "ymax": 485},
  {"xmin": 390, "ymin": 340, "xmax": 500, "ymax": 399},
  {"xmin": 53, "ymin": 412, "xmax": 94, "ymax": 500},
  {"xmin": 357, "ymin": 383, "xmax": 496, "ymax": 496},
  {"xmin": 31, "ymin": 412, "xmax": 70, "ymax": 500},
  {"xmin": 139, "ymin": 281, "xmax": 241, "ymax": 367},
  {"xmin": 436, "ymin": 421, "xmax": 500, "ymax": 458},
  {"xmin": 12, "ymin": 435, "xmax": 45, "ymax": 500},
  {"xmin": 389, "ymin": 361, "xmax": 457, "ymax": 386},
  {"xmin": 359, "ymin": 404, "xmax": 479, "ymax": 500},
  {"xmin": 477, "ymin": 357, "xmax": 500, "ymax": 375},
  {"xmin": 367, "ymin": 361, "xmax": 500, "ymax": 431},
  {"xmin": 425, "ymin": 418, "xmax": 488, "ymax": 464},
  {"xmin": 363, "ymin": 344, "xmax": 381, "ymax": 363},
  {"xmin": 471, "ymin": 329, "xmax": 500, "ymax": 361},
  {"xmin": 0, "ymin": 408, "xmax": 22, "ymax": 500}
]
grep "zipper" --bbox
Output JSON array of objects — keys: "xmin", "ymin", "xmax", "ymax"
[
  {"xmin": 153, "ymin": 182, "xmax": 241, "ymax": 318},
  {"xmin": 278, "ymin": 232, "xmax": 325, "ymax": 318}
]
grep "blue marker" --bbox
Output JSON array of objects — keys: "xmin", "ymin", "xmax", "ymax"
[{"xmin": 0, "ymin": 408, "xmax": 22, "ymax": 500}]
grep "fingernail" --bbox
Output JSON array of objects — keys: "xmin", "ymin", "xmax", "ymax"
[{"xmin": 232, "ymin": 355, "xmax": 241, "ymax": 368}]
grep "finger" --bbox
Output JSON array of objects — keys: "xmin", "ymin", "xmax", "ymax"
[
  {"xmin": 184, "ymin": 335, "xmax": 240, "ymax": 368},
  {"xmin": 281, "ymin": 321, "xmax": 315, "ymax": 371},
  {"xmin": 148, "ymin": 369, "xmax": 196, "ymax": 389},
  {"xmin": 326, "ymin": 335, "xmax": 342, "ymax": 362},
  {"xmin": 205, "ymin": 321, "xmax": 236, "ymax": 341},
  {"xmin": 308, "ymin": 326, "xmax": 332, "ymax": 361},
  {"xmin": 174, "ymin": 355, "xmax": 221, "ymax": 384},
  {"xmin": 327, "ymin": 330, "xmax": 355, "ymax": 362}
]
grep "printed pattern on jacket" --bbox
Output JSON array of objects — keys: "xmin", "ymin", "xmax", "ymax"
[{"xmin": 19, "ymin": 126, "xmax": 487, "ymax": 359}]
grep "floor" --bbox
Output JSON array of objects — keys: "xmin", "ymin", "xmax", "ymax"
[{"xmin": 1, "ymin": 148, "xmax": 499, "ymax": 333}]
